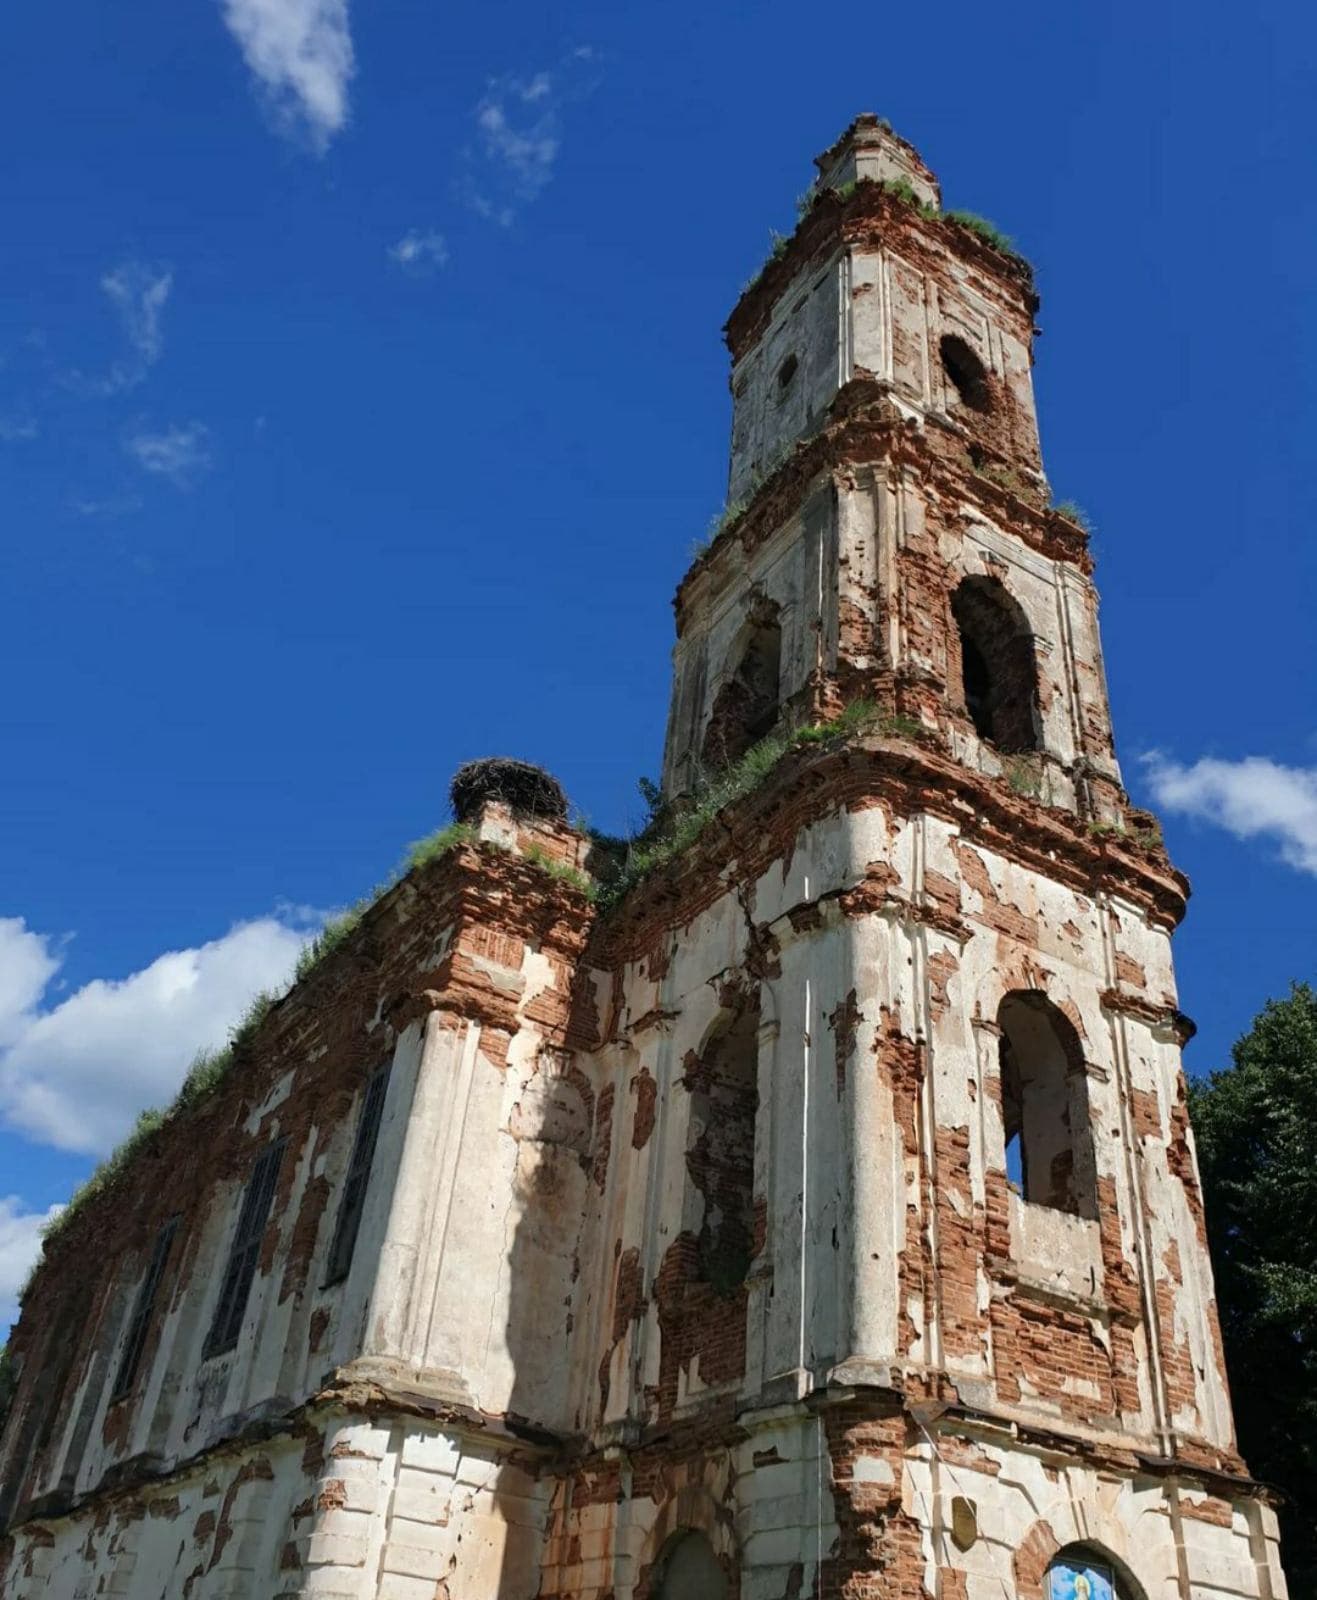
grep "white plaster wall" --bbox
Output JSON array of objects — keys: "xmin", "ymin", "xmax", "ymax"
[
  {"xmin": 583, "ymin": 798, "xmax": 1229, "ymax": 1455},
  {"xmin": 728, "ymin": 257, "xmax": 843, "ymax": 503},
  {"xmin": 901, "ymin": 1428, "xmax": 1285, "ymax": 1600},
  {"xmin": 848, "ymin": 241, "xmax": 1041, "ymax": 462},
  {"xmin": 1, "ymin": 1411, "xmax": 550, "ymax": 1600}
]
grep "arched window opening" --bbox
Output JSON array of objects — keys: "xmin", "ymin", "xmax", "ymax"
[
  {"xmin": 951, "ymin": 577, "xmax": 1041, "ymax": 753},
  {"xmin": 776, "ymin": 352, "xmax": 798, "ymax": 391},
  {"xmin": 1046, "ymin": 1547, "xmax": 1138, "ymax": 1600},
  {"xmin": 656, "ymin": 1530, "xmax": 728, "ymax": 1600},
  {"xmin": 998, "ymin": 991, "xmax": 1095, "ymax": 1220},
  {"xmin": 701, "ymin": 618, "xmax": 782, "ymax": 770},
  {"xmin": 941, "ymin": 334, "xmax": 992, "ymax": 412},
  {"xmin": 686, "ymin": 996, "xmax": 760, "ymax": 1295}
]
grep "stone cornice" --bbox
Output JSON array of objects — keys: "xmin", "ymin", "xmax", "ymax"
[
  {"xmin": 675, "ymin": 385, "xmax": 1092, "ymax": 633},
  {"xmin": 594, "ymin": 732, "xmax": 1187, "ymax": 967},
  {"xmin": 724, "ymin": 179, "xmax": 1037, "ymax": 363}
]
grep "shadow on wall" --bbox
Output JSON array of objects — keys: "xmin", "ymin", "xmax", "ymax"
[{"xmin": 498, "ymin": 982, "xmax": 763, "ymax": 1600}]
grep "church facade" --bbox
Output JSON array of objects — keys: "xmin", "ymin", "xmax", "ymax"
[{"xmin": 0, "ymin": 118, "xmax": 1290, "ymax": 1600}]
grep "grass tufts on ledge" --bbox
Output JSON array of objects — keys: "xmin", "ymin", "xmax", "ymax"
[
  {"xmin": 1050, "ymin": 499, "xmax": 1093, "ymax": 533},
  {"xmin": 740, "ymin": 179, "xmax": 1029, "ymax": 316},
  {"xmin": 942, "ymin": 208, "xmax": 1018, "ymax": 257},
  {"xmin": 407, "ymin": 820, "xmax": 477, "ymax": 871},
  {"xmin": 598, "ymin": 699, "xmax": 922, "ymax": 908}
]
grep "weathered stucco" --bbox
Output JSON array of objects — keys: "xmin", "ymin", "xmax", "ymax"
[{"xmin": 0, "ymin": 115, "xmax": 1290, "ymax": 1600}]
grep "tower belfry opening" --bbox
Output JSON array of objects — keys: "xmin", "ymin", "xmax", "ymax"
[{"xmin": 0, "ymin": 112, "xmax": 1287, "ymax": 1600}]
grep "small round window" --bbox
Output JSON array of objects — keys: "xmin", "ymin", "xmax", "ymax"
[{"xmin": 776, "ymin": 353, "xmax": 798, "ymax": 392}]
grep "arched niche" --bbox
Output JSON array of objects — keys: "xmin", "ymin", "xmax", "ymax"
[
  {"xmin": 701, "ymin": 615, "xmax": 782, "ymax": 770},
  {"xmin": 951, "ymin": 575, "xmax": 1042, "ymax": 753},
  {"xmin": 998, "ymin": 990, "xmax": 1096, "ymax": 1220},
  {"xmin": 685, "ymin": 996, "xmax": 761, "ymax": 1294},
  {"xmin": 655, "ymin": 1529, "xmax": 729, "ymax": 1600}
]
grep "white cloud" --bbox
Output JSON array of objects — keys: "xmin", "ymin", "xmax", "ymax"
[
  {"xmin": 388, "ymin": 229, "xmax": 449, "ymax": 274},
  {"xmin": 457, "ymin": 54, "xmax": 599, "ymax": 227},
  {"xmin": 0, "ymin": 1197, "xmax": 63, "ymax": 1336},
  {"xmin": 0, "ymin": 415, "xmax": 38, "ymax": 442},
  {"xmin": 102, "ymin": 263, "xmax": 172, "ymax": 368},
  {"xmin": 1142, "ymin": 752, "xmax": 1317, "ymax": 876},
  {"xmin": 65, "ymin": 261, "xmax": 173, "ymax": 397},
  {"xmin": 69, "ymin": 492, "xmax": 144, "ymax": 519},
  {"xmin": 220, "ymin": 0, "xmax": 354, "ymax": 152},
  {"xmin": 125, "ymin": 421, "xmax": 213, "ymax": 486},
  {"xmin": 0, "ymin": 915, "xmax": 315, "ymax": 1158}
]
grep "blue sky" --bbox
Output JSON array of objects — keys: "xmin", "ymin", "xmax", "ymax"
[{"xmin": 2, "ymin": 0, "xmax": 1314, "ymax": 1331}]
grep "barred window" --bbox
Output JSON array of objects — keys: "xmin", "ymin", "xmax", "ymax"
[
  {"xmin": 324, "ymin": 1065, "xmax": 391, "ymax": 1287},
  {"xmin": 203, "ymin": 1139, "xmax": 285, "ymax": 1360},
  {"xmin": 111, "ymin": 1215, "xmax": 179, "ymax": 1401}
]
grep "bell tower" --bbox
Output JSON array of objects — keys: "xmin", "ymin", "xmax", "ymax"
[
  {"xmin": 663, "ymin": 115, "xmax": 1116, "ymax": 819},
  {"xmin": 641, "ymin": 113, "xmax": 1290, "ymax": 1600}
]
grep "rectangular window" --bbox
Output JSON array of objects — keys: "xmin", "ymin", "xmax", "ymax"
[
  {"xmin": 110, "ymin": 1214, "xmax": 179, "ymax": 1401},
  {"xmin": 203, "ymin": 1138, "xmax": 285, "ymax": 1360},
  {"xmin": 324, "ymin": 1065, "xmax": 391, "ymax": 1287}
]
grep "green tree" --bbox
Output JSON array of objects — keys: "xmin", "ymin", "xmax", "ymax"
[{"xmin": 1190, "ymin": 983, "xmax": 1317, "ymax": 1592}]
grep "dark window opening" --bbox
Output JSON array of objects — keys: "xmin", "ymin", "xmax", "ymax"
[
  {"xmin": 998, "ymin": 992, "xmax": 1095, "ymax": 1220},
  {"xmin": 951, "ymin": 576, "xmax": 1041, "ymax": 753},
  {"xmin": 776, "ymin": 353, "xmax": 798, "ymax": 391},
  {"xmin": 203, "ymin": 1138, "xmax": 285, "ymax": 1360},
  {"xmin": 686, "ymin": 996, "xmax": 760, "ymax": 1296},
  {"xmin": 940, "ymin": 334, "xmax": 992, "ymax": 412},
  {"xmin": 656, "ymin": 1530, "xmax": 729, "ymax": 1600},
  {"xmin": 111, "ymin": 1215, "xmax": 179, "ymax": 1401},
  {"xmin": 324, "ymin": 1064, "xmax": 391, "ymax": 1287},
  {"xmin": 701, "ymin": 618, "xmax": 782, "ymax": 770},
  {"xmin": 960, "ymin": 633, "xmax": 992, "ymax": 741}
]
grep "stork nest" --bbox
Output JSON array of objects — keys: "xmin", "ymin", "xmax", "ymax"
[{"xmin": 450, "ymin": 758, "xmax": 568, "ymax": 823}]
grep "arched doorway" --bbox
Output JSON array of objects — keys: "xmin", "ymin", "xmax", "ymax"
[{"xmin": 655, "ymin": 1529, "xmax": 728, "ymax": 1600}]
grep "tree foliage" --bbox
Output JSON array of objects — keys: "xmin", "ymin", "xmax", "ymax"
[{"xmin": 1190, "ymin": 983, "xmax": 1317, "ymax": 1590}]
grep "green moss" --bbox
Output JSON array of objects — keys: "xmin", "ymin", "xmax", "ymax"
[
  {"xmin": 1051, "ymin": 499, "xmax": 1093, "ymax": 533},
  {"xmin": 880, "ymin": 177, "xmax": 938, "ymax": 219},
  {"xmin": 1005, "ymin": 757, "xmax": 1044, "ymax": 799},
  {"xmin": 744, "ymin": 173, "xmax": 1027, "ymax": 312},
  {"xmin": 522, "ymin": 843, "xmax": 598, "ymax": 901},
  {"xmin": 942, "ymin": 208, "xmax": 1018, "ymax": 257},
  {"xmin": 406, "ymin": 820, "xmax": 477, "ymax": 871},
  {"xmin": 598, "ymin": 698, "xmax": 922, "ymax": 907},
  {"xmin": 294, "ymin": 900, "xmax": 371, "ymax": 982}
]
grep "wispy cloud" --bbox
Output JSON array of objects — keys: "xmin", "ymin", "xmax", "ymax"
[
  {"xmin": 459, "ymin": 52, "xmax": 599, "ymax": 227},
  {"xmin": 125, "ymin": 421, "xmax": 213, "ymax": 487},
  {"xmin": 69, "ymin": 492, "xmax": 144, "ymax": 519},
  {"xmin": 66, "ymin": 261, "xmax": 173, "ymax": 397},
  {"xmin": 103, "ymin": 262, "xmax": 171, "ymax": 367},
  {"xmin": 1142, "ymin": 751, "xmax": 1317, "ymax": 876},
  {"xmin": 0, "ymin": 415, "xmax": 38, "ymax": 442},
  {"xmin": 388, "ymin": 229, "xmax": 450, "ymax": 274},
  {"xmin": 220, "ymin": 0, "xmax": 355, "ymax": 152},
  {"xmin": 0, "ymin": 913, "xmax": 316, "ymax": 1159}
]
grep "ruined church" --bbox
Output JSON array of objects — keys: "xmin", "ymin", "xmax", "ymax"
[{"xmin": 0, "ymin": 118, "xmax": 1291, "ymax": 1599}]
